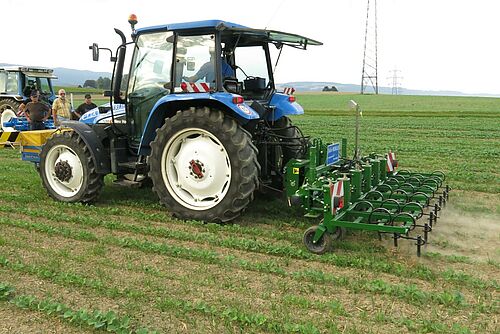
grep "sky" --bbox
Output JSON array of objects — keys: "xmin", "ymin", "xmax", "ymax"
[{"xmin": 3, "ymin": 0, "xmax": 500, "ymax": 95}]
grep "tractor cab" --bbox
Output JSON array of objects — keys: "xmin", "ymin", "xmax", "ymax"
[
  {"xmin": 90, "ymin": 19, "xmax": 321, "ymax": 151},
  {"xmin": 0, "ymin": 66, "xmax": 57, "ymax": 113}
]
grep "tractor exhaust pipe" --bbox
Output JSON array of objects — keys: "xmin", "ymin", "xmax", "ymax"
[{"xmin": 113, "ymin": 28, "xmax": 127, "ymax": 104}]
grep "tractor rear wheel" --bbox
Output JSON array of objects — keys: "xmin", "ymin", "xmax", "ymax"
[
  {"xmin": 39, "ymin": 131, "xmax": 104, "ymax": 203},
  {"xmin": 149, "ymin": 107, "xmax": 259, "ymax": 222},
  {"xmin": 0, "ymin": 99, "xmax": 21, "ymax": 114}
]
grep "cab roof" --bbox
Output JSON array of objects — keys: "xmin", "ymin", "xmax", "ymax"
[
  {"xmin": 0, "ymin": 66, "xmax": 57, "ymax": 78},
  {"xmin": 135, "ymin": 20, "xmax": 248, "ymax": 34},
  {"xmin": 135, "ymin": 20, "xmax": 322, "ymax": 49}
]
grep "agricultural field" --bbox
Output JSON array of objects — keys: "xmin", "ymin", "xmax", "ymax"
[{"xmin": 0, "ymin": 93, "xmax": 498, "ymax": 333}]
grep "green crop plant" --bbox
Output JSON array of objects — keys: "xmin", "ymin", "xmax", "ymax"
[{"xmin": 0, "ymin": 282, "xmax": 157, "ymax": 333}]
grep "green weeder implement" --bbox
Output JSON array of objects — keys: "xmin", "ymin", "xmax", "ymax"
[{"xmin": 286, "ymin": 101, "xmax": 450, "ymax": 256}]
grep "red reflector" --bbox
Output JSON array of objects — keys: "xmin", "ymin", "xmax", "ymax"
[
  {"xmin": 180, "ymin": 82, "xmax": 187, "ymax": 91},
  {"xmin": 288, "ymin": 96, "xmax": 296, "ymax": 103},
  {"xmin": 232, "ymin": 96, "xmax": 244, "ymax": 104}
]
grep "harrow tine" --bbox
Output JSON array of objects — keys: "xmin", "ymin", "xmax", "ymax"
[
  {"xmin": 434, "ymin": 204, "xmax": 440, "ymax": 223},
  {"xmin": 423, "ymin": 223, "xmax": 431, "ymax": 243},
  {"xmin": 416, "ymin": 236, "xmax": 424, "ymax": 257},
  {"xmin": 429, "ymin": 211, "xmax": 434, "ymax": 227}
]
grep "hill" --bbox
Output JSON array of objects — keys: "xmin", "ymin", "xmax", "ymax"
[
  {"xmin": 51, "ymin": 67, "xmax": 112, "ymax": 86},
  {"xmin": 277, "ymin": 81, "xmax": 500, "ymax": 97},
  {"xmin": 0, "ymin": 63, "xmax": 111, "ymax": 87}
]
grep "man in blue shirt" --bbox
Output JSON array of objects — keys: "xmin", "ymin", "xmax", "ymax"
[{"xmin": 184, "ymin": 49, "xmax": 235, "ymax": 84}]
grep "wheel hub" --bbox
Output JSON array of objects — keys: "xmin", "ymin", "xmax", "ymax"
[
  {"xmin": 189, "ymin": 159, "xmax": 205, "ymax": 179},
  {"xmin": 54, "ymin": 160, "xmax": 72, "ymax": 182}
]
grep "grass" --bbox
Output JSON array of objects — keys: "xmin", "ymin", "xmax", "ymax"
[{"xmin": 0, "ymin": 92, "xmax": 499, "ymax": 333}]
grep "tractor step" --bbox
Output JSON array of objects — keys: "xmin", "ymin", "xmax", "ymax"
[
  {"xmin": 117, "ymin": 161, "xmax": 148, "ymax": 173},
  {"xmin": 113, "ymin": 178, "xmax": 142, "ymax": 188}
]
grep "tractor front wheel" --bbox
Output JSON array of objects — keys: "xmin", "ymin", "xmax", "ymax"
[
  {"xmin": 0, "ymin": 99, "xmax": 21, "ymax": 114},
  {"xmin": 149, "ymin": 107, "xmax": 259, "ymax": 222},
  {"xmin": 39, "ymin": 131, "xmax": 104, "ymax": 203}
]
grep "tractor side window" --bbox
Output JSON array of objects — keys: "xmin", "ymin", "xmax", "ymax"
[
  {"xmin": 25, "ymin": 76, "xmax": 51, "ymax": 96},
  {"xmin": 37, "ymin": 78, "xmax": 51, "ymax": 95},
  {"xmin": 175, "ymin": 35, "xmax": 215, "ymax": 91},
  {"xmin": 0, "ymin": 72, "xmax": 6, "ymax": 93},
  {"xmin": 234, "ymin": 46, "xmax": 269, "ymax": 84},
  {"xmin": 128, "ymin": 31, "xmax": 174, "ymax": 94},
  {"xmin": 6, "ymin": 72, "xmax": 18, "ymax": 94}
]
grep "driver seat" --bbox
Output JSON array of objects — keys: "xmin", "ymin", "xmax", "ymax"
[{"xmin": 223, "ymin": 77, "xmax": 242, "ymax": 94}]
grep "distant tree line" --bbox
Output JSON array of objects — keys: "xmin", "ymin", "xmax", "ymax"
[
  {"xmin": 83, "ymin": 76, "xmax": 112, "ymax": 89},
  {"xmin": 322, "ymin": 86, "xmax": 338, "ymax": 92}
]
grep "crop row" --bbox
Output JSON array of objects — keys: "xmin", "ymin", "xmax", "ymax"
[
  {"xmin": 0, "ymin": 254, "xmax": 482, "ymax": 334},
  {"xmin": 0, "ymin": 282, "xmax": 156, "ymax": 334},
  {"xmin": 1, "ymin": 218, "xmax": 496, "ymax": 314},
  {"xmin": 0, "ymin": 204, "xmax": 495, "ymax": 293}
]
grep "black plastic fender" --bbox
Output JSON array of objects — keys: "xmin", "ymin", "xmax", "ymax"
[{"xmin": 60, "ymin": 121, "xmax": 110, "ymax": 174}]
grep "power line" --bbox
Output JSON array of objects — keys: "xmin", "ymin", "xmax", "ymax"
[
  {"xmin": 387, "ymin": 69, "xmax": 403, "ymax": 95},
  {"xmin": 361, "ymin": 0, "xmax": 378, "ymax": 94}
]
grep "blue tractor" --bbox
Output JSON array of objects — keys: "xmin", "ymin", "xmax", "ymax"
[
  {"xmin": 37, "ymin": 16, "xmax": 322, "ymax": 222},
  {"xmin": 0, "ymin": 66, "xmax": 57, "ymax": 113}
]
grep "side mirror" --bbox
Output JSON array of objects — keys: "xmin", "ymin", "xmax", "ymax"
[
  {"xmin": 103, "ymin": 90, "xmax": 112, "ymax": 97},
  {"xmin": 89, "ymin": 43, "xmax": 99, "ymax": 61}
]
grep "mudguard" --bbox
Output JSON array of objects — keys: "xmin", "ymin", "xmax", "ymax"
[
  {"xmin": 139, "ymin": 92, "xmax": 260, "ymax": 155},
  {"xmin": 61, "ymin": 121, "xmax": 110, "ymax": 174},
  {"xmin": 268, "ymin": 93, "xmax": 304, "ymax": 121}
]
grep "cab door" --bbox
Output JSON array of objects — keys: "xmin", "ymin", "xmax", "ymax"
[{"xmin": 127, "ymin": 31, "xmax": 174, "ymax": 145}]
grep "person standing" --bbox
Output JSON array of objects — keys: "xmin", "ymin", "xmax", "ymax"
[
  {"xmin": 74, "ymin": 94, "xmax": 97, "ymax": 119},
  {"xmin": 52, "ymin": 89, "xmax": 72, "ymax": 125},
  {"xmin": 25, "ymin": 90, "xmax": 51, "ymax": 130}
]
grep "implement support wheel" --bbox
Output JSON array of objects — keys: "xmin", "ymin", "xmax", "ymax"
[{"xmin": 303, "ymin": 226, "xmax": 332, "ymax": 254}]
